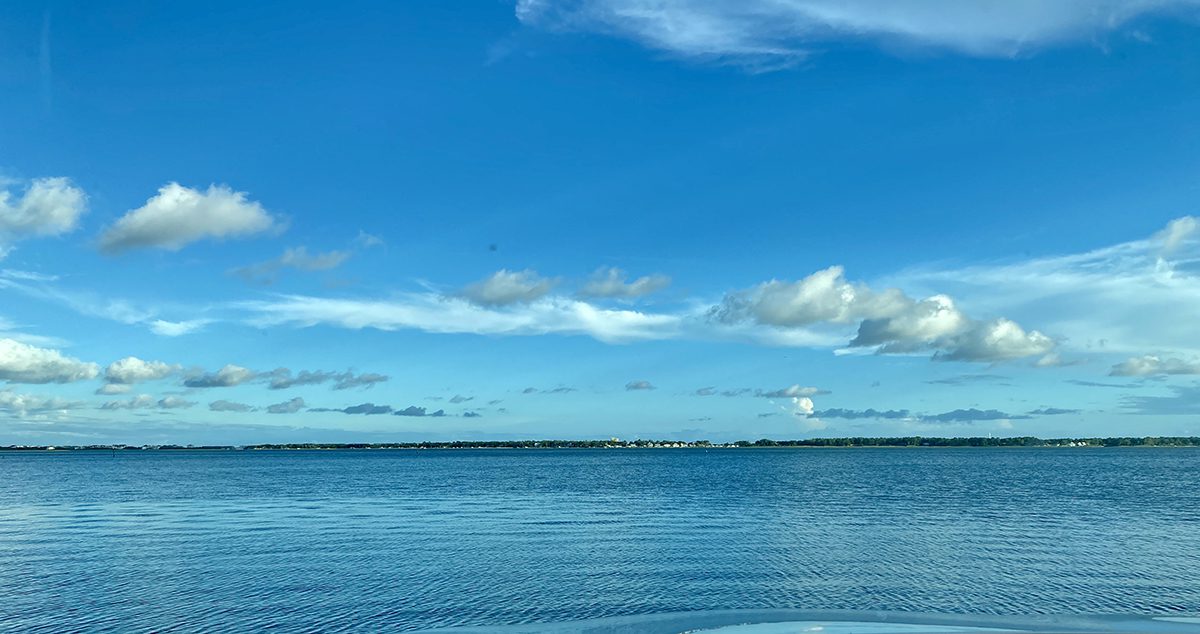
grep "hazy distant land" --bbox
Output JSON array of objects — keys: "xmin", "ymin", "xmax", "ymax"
[{"xmin": 4, "ymin": 436, "xmax": 1200, "ymax": 451}]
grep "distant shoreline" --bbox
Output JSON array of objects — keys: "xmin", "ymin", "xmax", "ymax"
[{"xmin": 4, "ymin": 436, "xmax": 1199, "ymax": 451}]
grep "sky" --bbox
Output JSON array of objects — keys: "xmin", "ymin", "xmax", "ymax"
[{"xmin": 1, "ymin": 1, "xmax": 1199, "ymax": 445}]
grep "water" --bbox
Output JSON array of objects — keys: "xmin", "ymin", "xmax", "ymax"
[{"xmin": 1, "ymin": 448, "xmax": 1198, "ymax": 632}]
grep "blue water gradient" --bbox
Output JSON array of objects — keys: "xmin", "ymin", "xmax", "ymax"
[{"xmin": 1, "ymin": 448, "xmax": 1198, "ymax": 631}]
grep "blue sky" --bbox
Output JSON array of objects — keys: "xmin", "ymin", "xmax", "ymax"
[{"xmin": 2, "ymin": 1, "xmax": 1199, "ymax": 445}]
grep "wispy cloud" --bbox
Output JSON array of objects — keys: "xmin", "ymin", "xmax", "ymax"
[{"xmin": 516, "ymin": 0, "xmax": 1200, "ymax": 68}]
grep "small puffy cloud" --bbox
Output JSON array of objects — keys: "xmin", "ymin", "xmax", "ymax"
[
  {"xmin": 626, "ymin": 380, "xmax": 655, "ymax": 391},
  {"xmin": 1110, "ymin": 355, "xmax": 1200, "ymax": 377},
  {"xmin": 0, "ymin": 338, "xmax": 100, "ymax": 384},
  {"xmin": 104, "ymin": 356, "xmax": 179, "ymax": 384},
  {"xmin": 99, "ymin": 183, "xmax": 280, "ymax": 254},
  {"xmin": 0, "ymin": 177, "xmax": 88, "ymax": 250},
  {"xmin": 210, "ymin": 399, "xmax": 256, "ymax": 413},
  {"xmin": 462, "ymin": 269, "xmax": 556, "ymax": 306},
  {"xmin": 266, "ymin": 397, "xmax": 306, "ymax": 414},
  {"xmin": 462, "ymin": 411, "xmax": 483, "ymax": 418},
  {"xmin": 1157, "ymin": 216, "xmax": 1197, "ymax": 254},
  {"xmin": 757, "ymin": 384, "xmax": 828, "ymax": 398},
  {"xmin": 95, "ymin": 383, "xmax": 131, "ymax": 395},
  {"xmin": 232, "ymin": 246, "xmax": 352, "ymax": 283},
  {"xmin": 266, "ymin": 368, "xmax": 389, "ymax": 390},
  {"xmin": 157, "ymin": 396, "xmax": 196, "ymax": 409},
  {"xmin": 149, "ymin": 319, "xmax": 211, "ymax": 337},
  {"xmin": 0, "ymin": 388, "xmax": 85, "ymax": 416},
  {"xmin": 184, "ymin": 364, "xmax": 256, "ymax": 388},
  {"xmin": 791, "ymin": 396, "xmax": 815, "ymax": 417},
  {"xmin": 448, "ymin": 394, "xmax": 473, "ymax": 404},
  {"xmin": 579, "ymin": 267, "xmax": 670, "ymax": 299},
  {"xmin": 394, "ymin": 405, "xmax": 446, "ymax": 417}
]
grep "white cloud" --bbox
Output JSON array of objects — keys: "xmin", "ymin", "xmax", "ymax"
[
  {"xmin": 104, "ymin": 356, "xmax": 179, "ymax": 384},
  {"xmin": 0, "ymin": 178, "xmax": 88, "ymax": 250},
  {"xmin": 1110, "ymin": 355, "xmax": 1200, "ymax": 377},
  {"xmin": 267, "ymin": 397, "xmax": 306, "ymax": 414},
  {"xmin": 516, "ymin": 0, "xmax": 1200, "ymax": 67},
  {"xmin": 714, "ymin": 266, "xmax": 1054, "ymax": 362},
  {"xmin": 463, "ymin": 269, "xmax": 556, "ymax": 306},
  {"xmin": 1157, "ymin": 215, "xmax": 1197, "ymax": 254},
  {"xmin": 0, "ymin": 338, "xmax": 99, "ymax": 384},
  {"xmin": 95, "ymin": 384, "xmax": 131, "ymax": 395},
  {"xmin": 210, "ymin": 399, "xmax": 256, "ymax": 413},
  {"xmin": 232, "ymin": 246, "xmax": 352, "ymax": 283},
  {"xmin": 99, "ymin": 183, "xmax": 280, "ymax": 253},
  {"xmin": 579, "ymin": 267, "xmax": 670, "ymax": 299},
  {"xmin": 100, "ymin": 394, "xmax": 195, "ymax": 410},
  {"xmin": 758, "ymin": 384, "xmax": 826, "ymax": 398},
  {"xmin": 890, "ymin": 216, "xmax": 1200, "ymax": 357},
  {"xmin": 242, "ymin": 292, "xmax": 680, "ymax": 344},
  {"xmin": 184, "ymin": 364, "xmax": 256, "ymax": 388},
  {"xmin": 149, "ymin": 319, "xmax": 210, "ymax": 337},
  {"xmin": 0, "ymin": 388, "xmax": 84, "ymax": 416}
]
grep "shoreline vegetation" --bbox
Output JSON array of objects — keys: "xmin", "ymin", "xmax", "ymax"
[{"xmin": 3, "ymin": 436, "xmax": 1200, "ymax": 451}]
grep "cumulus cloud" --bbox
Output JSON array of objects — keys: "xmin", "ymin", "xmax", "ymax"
[
  {"xmin": 462, "ymin": 269, "xmax": 557, "ymax": 306},
  {"xmin": 99, "ymin": 183, "xmax": 280, "ymax": 253},
  {"xmin": 0, "ymin": 177, "xmax": 88, "ymax": 252},
  {"xmin": 265, "ymin": 368, "xmax": 388, "ymax": 390},
  {"xmin": 890, "ymin": 216, "xmax": 1200, "ymax": 358},
  {"xmin": 232, "ymin": 246, "xmax": 352, "ymax": 283},
  {"xmin": 626, "ymin": 380, "xmax": 655, "ymax": 391},
  {"xmin": 210, "ymin": 399, "xmax": 256, "ymax": 413},
  {"xmin": 0, "ymin": 338, "xmax": 99, "ymax": 384},
  {"xmin": 790, "ymin": 396, "xmax": 815, "ymax": 417},
  {"xmin": 1110, "ymin": 355, "xmax": 1200, "ymax": 377},
  {"xmin": 104, "ymin": 356, "xmax": 179, "ymax": 384},
  {"xmin": 266, "ymin": 397, "xmax": 306, "ymax": 414},
  {"xmin": 579, "ymin": 267, "xmax": 670, "ymax": 299},
  {"xmin": 0, "ymin": 388, "xmax": 84, "ymax": 416},
  {"xmin": 516, "ymin": 0, "xmax": 1200, "ymax": 67},
  {"xmin": 714, "ymin": 266, "xmax": 1054, "ymax": 362},
  {"xmin": 183, "ymin": 364, "xmax": 256, "ymax": 388},
  {"xmin": 393, "ymin": 405, "xmax": 446, "ymax": 417},
  {"xmin": 95, "ymin": 383, "xmax": 131, "ymax": 395}
]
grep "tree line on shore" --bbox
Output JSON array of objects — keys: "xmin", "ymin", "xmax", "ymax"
[{"xmin": 4, "ymin": 436, "xmax": 1200, "ymax": 451}]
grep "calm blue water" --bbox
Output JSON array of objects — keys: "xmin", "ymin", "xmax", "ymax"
[{"xmin": 1, "ymin": 448, "xmax": 1198, "ymax": 632}]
